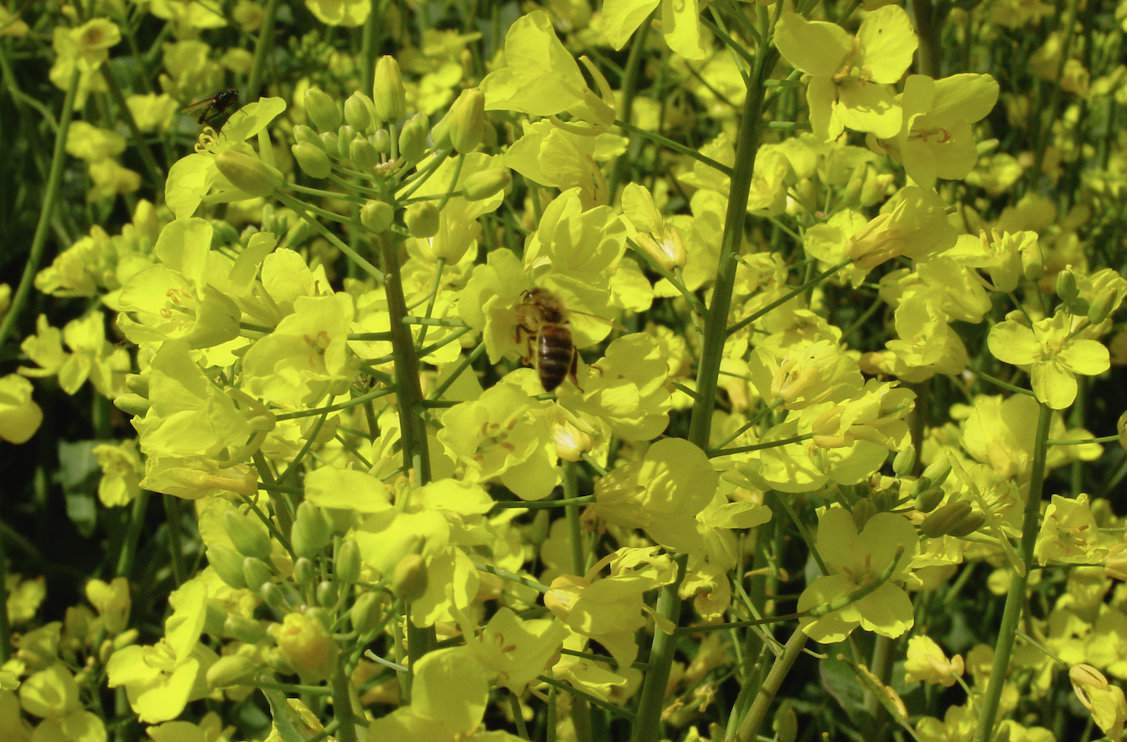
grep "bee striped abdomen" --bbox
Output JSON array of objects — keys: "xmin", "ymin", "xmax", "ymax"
[{"xmin": 537, "ymin": 324, "xmax": 574, "ymax": 391}]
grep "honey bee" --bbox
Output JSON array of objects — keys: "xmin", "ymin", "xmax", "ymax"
[{"xmin": 515, "ymin": 288, "xmax": 579, "ymax": 392}]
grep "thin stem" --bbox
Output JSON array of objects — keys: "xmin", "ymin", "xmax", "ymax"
[
  {"xmin": 733, "ymin": 627, "xmax": 807, "ymax": 741},
  {"xmin": 0, "ymin": 68, "xmax": 81, "ymax": 349},
  {"xmin": 614, "ymin": 119, "xmax": 734, "ymax": 178},
  {"xmin": 278, "ymin": 193, "xmax": 384, "ymax": 282},
  {"xmin": 274, "ymin": 386, "xmax": 396, "ymax": 421},
  {"xmin": 491, "ymin": 495, "xmax": 595, "ymax": 510},
  {"xmin": 709, "ymin": 434, "xmax": 813, "ymax": 458},
  {"xmin": 246, "ymin": 0, "xmax": 280, "ymax": 100},
  {"xmin": 164, "ymin": 496, "xmax": 185, "ymax": 586},
  {"xmin": 632, "ymin": 27, "xmax": 780, "ymax": 741},
  {"xmin": 726, "ymin": 260, "xmax": 851, "ymax": 337},
  {"xmin": 975, "ymin": 402, "xmax": 1052, "ymax": 742},
  {"xmin": 910, "ymin": 0, "xmax": 941, "ymax": 77},
  {"xmin": 564, "ymin": 463, "xmax": 594, "ymax": 740},
  {"xmin": 101, "ymin": 64, "xmax": 164, "ymax": 185},
  {"xmin": 331, "ymin": 662, "xmax": 358, "ymax": 742},
  {"xmin": 115, "ymin": 491, "xmax": 151, "ymax": 577},
  {"xmin": 0, "ymin": 535, "xmax": 11, "ymax": 661},
  {"xmin": 608, "ymin": 15, "xmax": 653, "ymax": 198},
  {"xmin": 428, "ymin": 343, "xmax": 485, "ymax": 401},
  {"xmin": 1031, "ymin": 0, "xmax": 1079, "ymax": 188},
  {"xmin": 379, "ymin": 233, "xmax": 436, "ymax": 692}
]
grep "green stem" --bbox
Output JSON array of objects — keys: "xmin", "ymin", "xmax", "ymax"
[
  {"xmin": 0, "ymin": 68, "xmax": 80, "ymax": 350},
  {"xmin": 631, "ymin": 28, "xmax": 779, "ymax": 742},
  {"xmin": 614, "ymin": 119, "xmax": 733, "ymax": 177},
  {"xmin": 331, "ymin": 662, "xmax": 358, "ymax": 742},
  {"xmin": 975, "ymin": 402, "xmax": 1052, "ymax": 742},
  {"xmin": 246, "ymin": 0, "xmax": 280, "ymax": 100},
  {"xmin": 563, "ymin": 463, "xmax": 595, "ymax": 742},
  {"xmin": 726, "ymin": 260, "xmax": 851, "ymax": 337},
  {"xmin": 164, "ymin": 496, "xmax": 185, "ymax": 586},
  {"xmin": 733, "ymin": 627, "xmax": 807, "ymax": 741},
  {"xmin": 101, "ymin": 64, "xmax": 164, "ymax": 185},
  {"xmin": 608, "ymin": 15, "xmax": 652, "ymax": 199},
  {"xmin": 274, "ymin": 386, "xmax": 396, "ymax": 421},
  {"xmin": 491, "ymin": 495, "xmax": 595, "ymax": 510},
  {"xmin": 115, "ymin": 490, "xmax": 151, "ymax": 577},
  {"xmin": 278, "ymin": 193, "xmax": 384, "ymax": 281},
  {"xmin": 709, "ymin": 433, "xmax": 813, "ymax": 458},
  {"xmin": 379, "ymin": 233, "xmax": 436, "ymax": 692},
  {"xmin": 0, "ymin": 534, "xmax": 11, "ymax": 662},
  {"xmin": 910, "ymin": 0, "xmax": 941, "ymax": 77},
  {"xmin": 1030, "ymin": 0, "xmax": 1079, "ymax": 188}
]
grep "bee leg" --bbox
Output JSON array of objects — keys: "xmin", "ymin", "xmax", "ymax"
[
  {"xmin": 568, "ymin": 346, "xmax": 582, "ymax": 391},
  {"xmin": 514, "ymin": 323, "xmax": 536, "ymax": 365}
]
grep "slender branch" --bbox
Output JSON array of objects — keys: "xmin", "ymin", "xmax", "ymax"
[
  {"xmin": 246, "ymin": 0, "xmax": 280, "ymax": 100},
  {"xmin": 0, "ymin": 69, "xmax": 81, "ymax": 349}
]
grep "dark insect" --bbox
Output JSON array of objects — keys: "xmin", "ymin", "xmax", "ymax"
[
  {"xmin": 182, "ymin": 88, "xmax": 240, "ymax": 129},
  {"xmin": 515, "ymin": 288, "xmax": 578, "ymax": 392}
]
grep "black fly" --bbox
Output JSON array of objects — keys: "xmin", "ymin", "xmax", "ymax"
[{"xmin": 182, "ymin": 88, "xmax": 240, "ymax": 129}]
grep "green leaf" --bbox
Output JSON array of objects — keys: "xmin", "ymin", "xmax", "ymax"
[{"xmin": 261, "ymin": 689, "xmax": 307, "ymax": 742}]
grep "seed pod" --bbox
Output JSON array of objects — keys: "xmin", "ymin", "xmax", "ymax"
[
  {"xmin": 336, "ymin": 539, "xmax": 361, "ymax": 585},
  {"xmin": 215, "ymin": 150, "xmax": 282, "ymax": 197},
  {"xmin": 242, "ymin": 556, "xmax": 274, "ymax": 592},
  {"xmin": 391, "ymin": 553, "xmax": 428, "ymax": 602},
  {"xmin": 360, "ymin": 200, "xmax": 395, "ymax": 233},
  {"xmin": 208, "ymin": 546, "xmax": 247, "ymax": 589},
  {"xmin": 304, "ymin": 87, "xmax": 341, "ymax": 132},
  {"xmin": 350, "ymin": 591, "xmax": 382, "ymax": 635},
  {"xmin": 344, "ymin": 92, "xmax": 375, "ymax": 131},
  {"xmin": 373, "ymin": 56, "xmax": 406, "ymax": 123},
  {"xmin": 224, "ymin": 511, "xmax": 272, "ymax": 561},
  {"xmin": 207, "ymin": 654, "xmax": 258, "ymax": 689},
  {"xmin": 462, "ymin": 168, "xmax": 511, "ymax": 201},
  {"xmin": 292, "ymin": 142, "xmax": 333, "ymax": 179},
  {"xmin": 405, "ymin": 202, "xmax": 439, "ymax": 238},
  {"xmin": 920, "ymin": 456, "xmax": 952, "ymax": 489}
]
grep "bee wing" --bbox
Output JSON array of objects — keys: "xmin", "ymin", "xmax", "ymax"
[{"xmin": 180, "ymin": 95, "xmax": 217, "ymax": 113}]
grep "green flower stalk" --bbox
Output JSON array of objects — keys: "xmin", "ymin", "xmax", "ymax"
[
  {"xmin": 975, "ymin": 402, "xmax": 1052, "ymax": 741},
  {"xmin": 630, "ymin": 15, "xmax": 780, "ymax": 742}
]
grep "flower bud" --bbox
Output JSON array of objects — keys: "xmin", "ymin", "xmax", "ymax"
[
  {"xmin": 260, "ymin": 583, "xmax": 289, "ymax": 614},
  {"xmin": 349, "ymin": 137, "xmax": 380, "ymax": 170},
  {"xmin": 224, "ymin": 614, "xmax": 267, "ymax": 643},
  {"xmin": 461, "ymin": 168, "xmax": 510, "ymax": 203},
  {"xmin": 373, "ymin": 56, "xmax": 406, "ymax": 123},
  {"xmin": 319, "ymin": 130, "xmax": 339, "ymax": 154},
  {"xmin": 224, "ymin": 511, "xmax": 272, "ymax": 560},
  {"xmin": 293, "ymin": 557, "xmax": 315, "ymax": 587},
  {"xmin": 1088, "ymin": 290, "xmax": 1116, "ymax": 325},
  {"xmin": 113, "ymin": 628, "xmax": 139, "ymax": 651},
  {"xmin": 208, "ymin": 546, "xmax": 247, "ymax": 589},
  {"xmin": 391, "ymin": 553, "xmax": 428, "ymax": 602},
  {"xmin": 344, "ymin": 92, "xmax": 375, "ymax": 130},
  {"xmin": 360, "ymin": 200, "xmax": 395, "ymax": 233},
  {"xmin": 405, "ymin": 202, "xmax": 439, "ymax": 238},
  {"xmin": 336, "ymin": 125, "xmax": 356, "ymax": 160},
  {"xmin": 633, "ymin": 229, "xmax": 687, "ymax": 272},
  {"xmin": 851, "ymin": 499, "xmax": 877, "ymax": 531},
  {"xmin": 336, "ymin": 539, "xmax": 361, "ymax": 584},
  {"xmin": 445, "ymin": 88, "xmax": 485, "ymax": 154},
  {"xmin": 304, "ymin": 87, "xmax": 341, "ymax": 132},
  {"xmin": 350, "ymin": 592, "xmax": 382, "ymax": 635},
  {"xmin": 552, "ymin": 420, "xmax": 593, "ymax": 462},
  {"xmin": 398, "ymin": 113, "xmax": 429, "ymax": 164},
  {"xmin": 919, "ymin": 456, "xmax": 952, "ymax": 490},
  {"xmin": 920, "ymin": 501, "xmax": 974, "ymax": 538},
  {"xmin": 271, "ymin": 612, "xmax": 338, "ymax": 682},
  {"xmin": 124, "ymin": 373, "xmax": 148, "ymax": 396},
  {"xmin": 292, "ymin": 502, "xmax": 333, "ymax": 559},
  {"xmin": 892, "ymin": 445, "xmax": 916, "ymax": 477},
  {"xmin": 316, "ymin": 580, "xmax": 337, "ymax": 608},
  {"xmin": 113, "ymin": 393, "xmax": 149, "ymax": 417},
  {"xmin": 293, "ymin": 124, "xmax": 320, "ymax": 146},
  {"xmin": 242, "ymin": 556, "xmax": 274, "ymax": 592},
  {"xmin": 292, "ymin": 141, "xmax": 332, "ymax": 179},
  {"xmin": 1021, "ymin": 244, "xmax": 1044, "ymax": 281},
  {"xmin": 914, "ymin": 486, "xmax": 945, "ymax": 514},
  {"xmin": 1056, "ymin": 268, "xmax": 1079, "ymax": 303},
  {"xmin": 215, "ymin": 150, "xmax": 282, "ymax": 197},
  {"xmin": 207, "ymin": 654, "xmax": 258, "ymax": 688},
  {"xmin": 371, "ymin": 129, "xmax": 390, "ymax": 154},
  {"xmin": 948, "ymin": 510, "xmax": 986, "ymax": 538}
]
